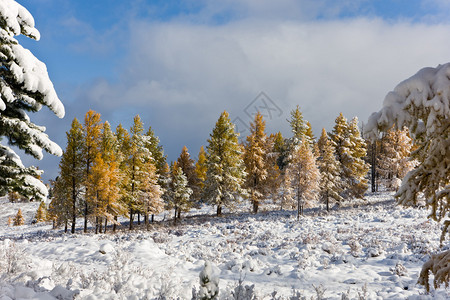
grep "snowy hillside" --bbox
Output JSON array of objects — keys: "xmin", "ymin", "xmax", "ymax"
[{"xmin": 0, "ymin": 193, "xmax": 449, "ymax": 299}]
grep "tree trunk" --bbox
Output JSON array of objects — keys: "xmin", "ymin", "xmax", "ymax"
[
  {"xmin": 104, "ymin": 219, "xmax": 107, "ymax": 233},
  {"xmin": 99, "ymin": 217, "xmax": 103, "ymax": 233},
  {"xmin": 129, "ymin": 210, "xmax": 133, "ymax": 230},
  {"xmin": 137, "ymin": 213, "xmax": 140, "ymax": 225},
  {"xmin": 252, "ymin": 200, "xmax": 258, "ymax": 214},
  {"xmin": 371, "ymin": 142, "xmax": 376, "ymax": 193},
  {"xmin": 71, "ymin": 175, "xmax": 76, "ymax": 234},
  {"xmin": 64, "ymin": 220, "xmax": 68, "ymax": 233},
  {"xmin": 326, "ymin": 190, "xmax": 329, "ymax": 212},
  {"xmin": 177, "ymin": 210, "xmax": 181, "ymax": 219},
  {"xmin": 144, "ymin": 214, "xmax": 148, "ymax": 226},
  {"xmin": 151, "ymin": 214, "xmax": 154, "ymax": 223},
  {"xmin": 84, "ymin": 202, "xmax": 88, "ymax": 233},
  {"xmin": 217, "ymin": 205, "xmax": 222, "ymax": 216},
  {"xmin": 113, "ymin": 216, "xmax": 117, "ymax": 232},
  {"xmin": 95, "ymin": 216, "xmax": 99, "ymax": 234}
]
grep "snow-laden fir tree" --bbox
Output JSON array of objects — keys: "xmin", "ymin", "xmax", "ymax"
[
  {"xmin": 203, "ymin": 111, "xmax": 246, "ymax": 216},
  {"xmin": 243, "ymin": 112, "xmax": 269, "ymax": 214},
  {"xmin": 165, "ymin": 162, "xmax": 192, "ymax": 222},
  {"xmin": 198, "ymin": 261, "xmax": 219, "ymax": 300},
  {"xmin": 286, "ymin": 137, "xmax": 320, "ymax": 219},
  {"xmin": 52, "ymin": 118, "xmax": 84, "ymax": 233},
  {"xmin": 317, "ymin": 128, "xmax": 342, "ymax": 211},
  {"xmin": 365, "ymin": 63, "xmax": 450, "ymax": 290},
  {"xmin": 177, "ymin": 146, "xmax": 201, "ymax": 203},
  {"xmin": 0, "ymin": 0, "xmax": 65, "ymax": 200},
  {"xmin": 377, "ymin": 127, "xmax": 416, "ymax": 191}
]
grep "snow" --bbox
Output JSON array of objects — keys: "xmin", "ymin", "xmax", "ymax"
[{"xmin": 0, "ymin": 193, "xmax": 449, "ymax": 299}]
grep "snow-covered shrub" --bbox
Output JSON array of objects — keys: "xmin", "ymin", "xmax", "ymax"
[
  {"xmin": 348, "ymin": 239, "xmax": 362, "ymax": 257},
  {"xmin": 418, "ymin": 249, "xmax": 450, "ymax": 292},
  {"xmin": 390, "ymin": 262, "xmax": 407, "ymax": 276},
  {"xmin": 0, "ymin": 241, "xmax": 30, "ymax": 275},
  {"xmin": 198, "ymin": 261, "xmax": 219, "ymax": 300}
]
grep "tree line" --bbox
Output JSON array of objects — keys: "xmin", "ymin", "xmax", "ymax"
[{"xmin": 43, "ymin": 107, "xmax": 414, "ymax": 233}]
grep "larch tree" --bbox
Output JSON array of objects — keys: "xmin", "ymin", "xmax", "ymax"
[
  {"xmin": 347, "ymin": 117, "xmax": 369, "ymax": 198},
  {"xmin": 286, "ymin": 137, "xmax": 320, "ymax": 219},
  {"xmin": 317, "ymin": 128, "xmax": 342, "ymax": 211},
  {"xmin": 56, "ymin": 118, "xmax": 84, "ymax": 233},
  {"xmin": 35, "ymin": 201, "xmax": 48, "ymax": 223},
  {"xmin": 305, "ymin": 121, "xmax": 316, "ymax": 149},
  {"xmin": 203, "ymin": 111, "xmax": 246, "ymax": 216},
  {"xmin": 82, "ymin": 110, "xmax": 102, "ymax": 233},
  {"xmin": 13, "ymin": 208, "xmax": 24, "ymax": 226},
  {"xmin": 266, "ymin": 133, "xmax": 282, "ymax": 207},
  {"xmin": 195, "ymin": 146, "xmax": 207, "ymax": 192},
  {"xmin": 144, "ymin": 126, "xmax": 167, "ymax": 175},
  {"xmin": 365, "ymin": 64, "xmax": 450, "ymax": 291},
  {"xmin": 115, "ymin": 123, "xmax": 131, "ymax": 231},
  {"xmin": 289, "ymin": 105, "xmax": 308, "ymax": 145},
  {"xmin": 377, "ymin": 127, "xmax": 416, "ymax": 191},
  {"xmin": 166, "ymin": 162, "xmax": 192, "ymax": 223},
  {"xmin": 331, "ymin": 113, "xmax": 369, "ymax": 199},
  {"xmin": 243, "ymin": 112, "xmax": 269, "ymax": 214},
  {"xmin": 0, "ymin": 0, "xmax": 65, "ymax": 200},
  {"xmin": 48, "ymin": 176, "xmax": 71, "ymax": 231},
  {"xmin": 177, "ymin": 146, "xmax": 200, "ymax": 204}
]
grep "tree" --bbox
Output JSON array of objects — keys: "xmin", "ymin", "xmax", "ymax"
[
  {"xmin": 286, "ymin": 137, "xmax": 320, "ymax": 219},
  {"xmin": 56, "ymin": 118, "xmax": 84, "ymax": 233},
  {"xmin": 289, "ymin": 105, "xmax": 308, "ymax": 145},
  {"xmin": 13, "ymin": 208, "xmax": 25, "ymax": 226},
  {"xmin": 35, "ymin": 201, "xmax": 47, "ymax": 222},
  {"xmin": 195, "ymin": 146, "xmax": 207, "ymax": 192},
  {"xmin": 203, "ymin": 111, "xmax": 246, "ymax": 216},
  {"xmin": 305, "ymin": 121, "xmax": 316, "ymax": 149},
  {"xmin": 317, "ymin": 128, "xmax": 342, "ymax": 211},
  {"xmin": 365, "ymin": 63, "xmax": 450, "ymax": 290},
  {"xmin": 177, "ymin": 146, "xmax": 200, "ymax": 203},
  {"xmin": 165, "ymin": 162, "xmax": 192, "ymax": 223},
  {"xmin": 346, "ymin": 117, "xmax": 369, "ymax": 198},
  {"xmin": 243, "ymin": 112, "xmax": 269, "ymax": 213},
  {"xmin": 48, "ymin": 176, "xmax": 71, "ymax": 231},
  {"xmin": 144, "ymin": 126, "xmax": 167, "ymax": 175},
  {"xmin": 82, "ymin": 110, "xmax": 102, "ymax": 232},
  {"xmin": 0, "ymin": 1, "xmax": 65, "ymax": 200},
  {"xmin": 377, "ymin": 127, "xmax": 415, "ymax": 190},
  {"xmin": 331, "ymin": 113, "xmax": 369, "ymax": 199},
  {"xmin": 198, "ymin": 261, "xmax": 219, "ymax": 300}
]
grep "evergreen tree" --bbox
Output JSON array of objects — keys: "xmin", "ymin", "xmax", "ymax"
[
  {"xmin": 305, "ymin": 121, "xmax": 316, "ymax": 148},
  {"xmin": 243, "ymin": 112, "xmax": 269, "ymax": 213},
  {"xmin": 317, "ymin": 128, "xmax": 342, "ymax": 211},
  {"xmin": 266, "ymin": 133, "xmax": 282, "ymax": 206},
  {"xmin": 272, "ymin": 131, "xmax": 289, "ymax": 171},
  {"xmin": 289, "ymin": 105, "xmax": 308, "ymax": 145},
  {"xmin": 286, "ymin": 137, "xmax": 320, "ymax": 219},
  {"xmin": 203, "ymin": 111, "xmax": 246, "ymax": 216},
  {"xmin": 57, "ymin": 118, "xmax": 84, "ymax": 233},
  {"xmin": 48, "ymin": 177, "xmax": 71, "ymax": 231},
  {"xmin": 13, "ymin": 208, "xmax": 25, "ymax": 226},
  {"xmin": 177, "ymin": 146, "xmax": 201, "ymax": 203},
  {"xmin": 0, "ymin": 0, "xmax": 65, "ymax": 200},
  {"xmin": 195, "ymin": 146, "xmax": 207, "ymax": 192},
  {"xmin": 137, "ymin": 159, "xmax": 163, "ymax": 227},
  {"xmin": 35, "ymin": 201, "xmax": 48, "ymax": 223},
  {"xmin": 82, "ymin": 110, "xmax": 102, "ymax": 232},
  {"xmin": 115, "ymin": 123, "xmax": 131, "ymax": 231}
]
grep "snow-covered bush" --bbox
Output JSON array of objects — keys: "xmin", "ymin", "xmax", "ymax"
[
  {"xmin": 197, "ymin": 261, "xmax": 219, "ymax": 300},
  {"xmin": 418, "ymin": 249, "xmax": 450, "ymax": 292},
  {"xmin": 0, "ymin": 241, "xmax": 30, "ymax": 275}
]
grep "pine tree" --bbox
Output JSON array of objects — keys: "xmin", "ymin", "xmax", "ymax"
[
  {"xmin": 243, "ymin": 112, "xmax": 269, "ymax": 213},
  {"xmin": 35, "ymin": 201, "xmax": 48, "ymax": 223},
  {"xmin": 203, "ymin": 111, "xmax": 246, "ymax": 216},
  {"xmin": 195, "ymin": 146, "xmax": 207, "ymax": 192},
  {"xmin": 273, "ymin": 131, "xmax": 290, "ymax": 171},
  {"xmin": 56, "ymin": 118, "xmax": 84, "ymax": 233},
  {"xmin": 177, "ymin": 146, "xmax": 200, "ymax": 203},
  {"xmin": 0, "ymin": 0, "xmax": 65, "ymax": 201},
  {"xmin": 317, "ymin": 128, "xmax": 342, "ymax": 211},
  {"xmin": 13, "ymin": 209, "xmax": 25, "ymax": 226},
  {"xmin": 82, "ymin": 110, "xmax": 102, "ymax": 232},
  {"xmin": 305, "ymin": 121, "xmax": 316, "ymax": 148},
  {"xmin": 286, "ymin": 137, "xmax": 320, "ymax": 219}
]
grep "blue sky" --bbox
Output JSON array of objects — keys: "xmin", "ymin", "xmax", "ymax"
[{"xmin": 15, "ymin": 0, "xmax": 450, "ymax": 182}]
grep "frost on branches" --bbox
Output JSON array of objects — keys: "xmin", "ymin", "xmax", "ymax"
[
  {"xmin": 0, "ymin": 0, "xmax": 64, "ymax": 200},
  {"xmin": 365, "ymin": 63, "xmax": 450, "ymax": 290}
]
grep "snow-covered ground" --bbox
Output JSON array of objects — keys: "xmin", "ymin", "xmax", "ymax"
[{"xmin": 0, "ymin": 193, "xmax": 449, "ymax": 299}]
